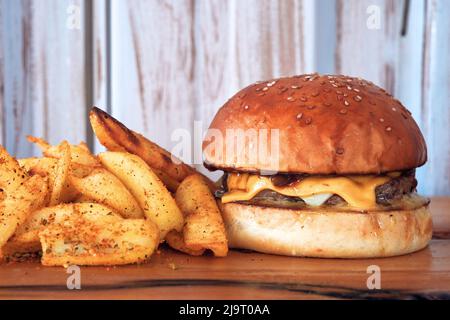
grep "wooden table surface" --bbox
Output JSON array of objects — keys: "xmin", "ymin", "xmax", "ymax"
[{"xmin": 1, "ymin": 197, "xmax": 449, "ymax": 300}]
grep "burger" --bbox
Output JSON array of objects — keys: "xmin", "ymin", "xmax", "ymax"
[{"xmin": 202, "ymin": 74, "xmax": 432, "ymax": 258}]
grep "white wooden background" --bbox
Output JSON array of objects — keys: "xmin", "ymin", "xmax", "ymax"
[{"xmin": 0, "ymin": 0, "xmax": 449, "ymax": 196}]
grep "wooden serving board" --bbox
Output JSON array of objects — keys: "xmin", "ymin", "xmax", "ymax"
[{"xmin": 0, "ymin": 198, "xmax": 449, "ymax": 300}]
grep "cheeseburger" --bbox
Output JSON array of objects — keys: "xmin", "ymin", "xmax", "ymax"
[{"xmin": 202, "ymin": 74, "xmax": 432, "ymax": 258}]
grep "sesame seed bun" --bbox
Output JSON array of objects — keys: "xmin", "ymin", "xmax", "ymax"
[
  {"xmin": 220, "ymin": 202, "xmax": 432, "ymax": 258},
  {"xmin": 203, "ymin": 74, "xmax": 427, "ymax": 174}
]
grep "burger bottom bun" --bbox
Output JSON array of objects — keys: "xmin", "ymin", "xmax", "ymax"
[{"xmin": 220, "ymin": 202, "xmax": 432, "ymax": 258}]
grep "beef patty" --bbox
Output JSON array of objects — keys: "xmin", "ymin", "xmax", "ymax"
[{"xmin": 216, "ymin": 170, "xmax": 417, "ymax": 208}]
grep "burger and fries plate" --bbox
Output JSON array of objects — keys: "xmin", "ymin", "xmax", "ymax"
[
  {"xmin": 0, "ymin": 107, "xmax": 227, "ymax": 266},
  {"xmin": 0, "ymin": 74, "xmax": 433, "ymax": 268}
]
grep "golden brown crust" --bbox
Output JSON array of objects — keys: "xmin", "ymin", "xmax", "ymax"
[
  {"xmin": 203, "ymin": 74, "xmax": 427, "ymax": 174},
  {"xmin": 220, "ymin": 202, "xmax": 432, "ymax": 258}
]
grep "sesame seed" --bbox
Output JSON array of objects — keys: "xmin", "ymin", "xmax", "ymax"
[
  {"xmin": 353, "ymin": 88, "xmax": 360, "ymax": 92},
  {"xmin": 257, "ymin": 92, "xmax": 266, "ymax": 96},
  {"xmin": 244, "ymin": 105, "xmax": 249, "ymax": 110},
  {"xmin": 385, "ymin": 126, "xmax": 392, "ymax": 132},
  {"xmin": 267, "ymin": 80, "xmax": 276, "ymax": 87},
  {"xmin": 343, "ymin": 93, "xmax": 348, "ymax": 97},
  {"xmin": 296, "ymin": 113, "xmax": 303, "ymax": 120},
  {"xmin": 336, "ymin": 90, "xmax": 343, "ymax": 95},
  {"xmin": 392, "ymin": 107, "xmax": 397, "ymax": 111},
  {"xmin": 339, "ymin": 109, "xmax": 348, "ymax": 114},
  {"xmin": 262, "ymin": 87, "xmax": 268, "ymax": 91},
  {"xmin": 311, "ymin": 91, "xmax": 320, "ymax": 97},
  {"xmin": 336, "ymin": 147, "xmax": 345, "ymax": 155},
  {"xmin": 354, "ymin": 95, "xmax": 362, "ymax": 102},
  {"xmin": 304, "ymin": 117, "xmax": 312, "ymax": 125},
  {"xmin": 287, "ymin": 96, "xmax": 296, "ymax": 102},
  {"xmin": 332, "ymin": 84, "xmax": 339, "ymax": 88},
  {"xmin": 347, "ymin": 86, "xmax": 352, "ymax": 90},
  {"xmin": 344, "ymin": 100, "xmax": 350, "ymax": 106},
  {"xmin": 300, "ymin": 96, "xmax": 307, "ymax": 102},
  {"xmin": 279, "ymin": 87, "xmax": 288, "ymax": 93},
  {"xmin": 291, "ymin": 85, "xmax": 300, "ymax": 89},
  {"xmin": 379, "ymin": 118, "xmax": 385, "ymax": 122},
  {"xmin": 324, "ymin": 102, "xmax": 332, "ymax": 107},
  {"xmin": 307, "ymin": 105, "xmax": 316, "ymax": 110},
  {"xmin": 238, "ymin": 93, "xmax": 246, "ymax": 99},
  {"xmin": 255, "ymin": 87, "xmax": 262, "ymax": 92}
]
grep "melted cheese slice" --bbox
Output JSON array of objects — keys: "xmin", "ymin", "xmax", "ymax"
[{"xmin": 222, "ymin": 173, "xmax": 392, "ymax": 209}]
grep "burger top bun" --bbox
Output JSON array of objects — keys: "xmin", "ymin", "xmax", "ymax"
[{"xmin": 203, "ymin": 74, "xmax": 427, "ymax": 175}]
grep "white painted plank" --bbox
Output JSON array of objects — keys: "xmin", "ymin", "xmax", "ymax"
[
  {"xmin": 335, "ymin": 0, "xmax": 403, "ymax": 93},
  {"xmin": 395, "ymin": 0, "xmax": 428, "ymax": 194},
  {"xmin": 92, "ymin": 0, "xmax": 109, "ymax": 153},
  {"xmin": 418, "ymin": 0, "xmax": 450, "ymax": 195},
  {"xmin": 110, "ymin": 0, "xmax": 196, "ymax": 162},
  {"xmin": 0, "ymin": 0, "xmax": 88, "ymax": 157}
]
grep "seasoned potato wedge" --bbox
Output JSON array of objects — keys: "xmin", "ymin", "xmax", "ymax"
[
  {"xmin": 165, "ymin": 231, "xmax": 205, "ymax": 256},
  {"xmin": 6, "ymin": 203, "xmax": 122, "ymax": 255},
  {"xmin": 27, "ymin": 136, "xmax": 100, "ymax": 167},
  {"xmin": 98, "ymin": 151, "xmax": 183, "ymax": 239},
  {"xmin": 40, "ymin": 216, "xmax": 159, "ymax": 266},
  {"xmin": 175, "ymin": 174, "xmax": 228, "ymax": 257},
  {"xmin": 0, "ymin": 147, "xmax": 48, "ymax": 250},
  {"xmin": 19, "ymin": 156, "xmax": 91, "ymax": 205},
  {"xmin": 90, "ymin": 107, "xmax": 201, "ymax": 184},
  {"xmin": 71, "ymin": 168, "xmax": 144, "ymax": 219},
  {"xmin": 49, "ymin": 141, "xmax": 71, "ymax": 206}
]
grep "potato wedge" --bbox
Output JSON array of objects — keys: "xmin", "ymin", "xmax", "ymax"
[
  {"xmin": 98, "ymin": 151, "xmax": 183, "ymax": 238},
  {"xmin": 40, "ymin": 216, "xmax": 159, "ymax": 266},
  {"xmin": 0, "ymin": 146, "xmax": 28, "ymax": 190},
  {"xmin": 27, "ymin": 136, "xmax": 100, "ymax": 167},
  {"xmin": 19, "ymin": 157, "xmax": 88, "ymax": 204},
  {"xmin": 6, "ymin": 203, "xmax": 122, "ymax": 255},
  {"xmin": 90, "ymin": 107, "xmax": 204, "ymax": 184},
  {"xmin": 70, "ymin": 168, "xmax": 144, "ymax": 219},
  {"xmin": 151, "ymin": 168, "xmax": 180, "ymax": 193},
  {"xmin": 165, "ymin": 231, "xmax": 205, "ymax": 256},
  {"xmin": 0, "ymin": 174, "xmax": 48, "ymax": 249},
  {"xmin": 18, "ymin": 157, "xmax": 58, "ymax": 177},
  {"xmin": 175, "ymin": 174, "xmax": 228, "ymax": 257},
  {"xmin": 0, "ymin": 147, "xmax": 48, "ymax": 249},
  {"xmin": 49, "ymin": 141, "xmax": 71, "ymax": 206}
]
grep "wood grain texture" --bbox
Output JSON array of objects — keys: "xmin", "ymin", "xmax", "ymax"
[
  {"xmin": 0, "ymin": 0, "xmax": 88, "ymax": 158},
  {"xmin": 0, "ymin": 197, "xmax": 448, "ymax": 300},
  {"xmin": 0, "ymin": 241, "xmax": 449, "ymax": 300},
  {"xmin": 195, "ymin": 0, "xmax": 310, "ymax": 128},
  {"xmin": 418, "ymin": 0, "xmax": 450, "ymax": 196},
  {"xmin": 91, "ymin": 0, "xmax": 109, "ymax": 153},
  {"xmin": 110, "ymin": 0, "xmax": 196, "ymax": 158},
  {"xmin": 335, "ymin": 0, "xmax": 402, "ymax": 93}
]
